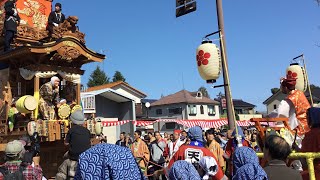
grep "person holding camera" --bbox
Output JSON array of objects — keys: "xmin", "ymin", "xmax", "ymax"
[
  {"xmin": 19, "ymin": 134, "xmax": 40, "ymax": 166},
  {"xmin": 224, "ymin": 126, "xmax": 251, "ymax": 177},
  {"xmin": 205, "ymin": 129, "xmax": 225, "ymax": 170},
  {"xmin": 0, "ymin": 140, "xmax": 42, "ymax": 179}
]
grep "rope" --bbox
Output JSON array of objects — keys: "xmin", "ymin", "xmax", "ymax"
[
  {"xmin": 302, "ymin": 55, "xmax": 314, "ymax": 106},
  {"xmin": 139, "ymin": 157, "xmax": 165, "ymax": 177}
]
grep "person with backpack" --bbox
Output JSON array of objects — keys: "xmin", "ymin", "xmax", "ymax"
[
  {"xmin": 148, "ymin": 131, "xmax": 167, "ymax": 180},
  {"xmin": 0, "ymin": 140, "xmax": 43, "ymax": 180}
]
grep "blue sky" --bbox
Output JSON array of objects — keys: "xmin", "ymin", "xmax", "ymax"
[{"xmin": 56, "ymin": 0, "xmax": 320, "ymax": 111}]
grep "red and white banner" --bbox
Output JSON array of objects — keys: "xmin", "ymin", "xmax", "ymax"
[
  {"xmin": 101, "ymin": 119, "xmax": 255, "ymax": 128},
  {"xmin": 102, "ymin": 120, "xmax": 131, "ymax": 127}
]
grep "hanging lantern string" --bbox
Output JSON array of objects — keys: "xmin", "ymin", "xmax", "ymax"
[
  {"xmin": 202, "ymin": 30, "xmax": 222, "ymax": 42},
  {"xmin": 202, "ymin": 35, "xmax": 223, "ymax": 43},
  {"xmin": 291, "ymin": 54, "xmax": 303, "ymax": 65}
]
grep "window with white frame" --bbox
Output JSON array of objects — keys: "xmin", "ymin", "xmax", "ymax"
[
  {"xmin": 168, "ymin": 108, "xmax": 182, "ymax": 115},
  {"xmin": 208, "ymin": 105, "xmax": 215, "ymax": 115},
  {"xmin": 188, "ymin": 105, "xmax": 197, "ymax": 115}
]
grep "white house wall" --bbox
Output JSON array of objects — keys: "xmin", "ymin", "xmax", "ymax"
[
  {"xmin": 101, "ymin": 118, "xmax": 119, "ymax": 144},
  {"xmin": 149, "ymin": 103, "xmax": 187, "ymax": 119},
  {"xmin": 149, "ymin": 103, "xmax": 220, "ymax": 132},
  {"xmin": 186, "ymin": 104, "xmax": 220, "ymax": 120},
  {"xmin": 113, "ymin": 87, "xmax": 142, "ymax": 103},
  {"xmin": 149, "ymin": 103, "xmax": 220, "ymax": 120},
  {"xmin": 238, "ymin": 114, "xmax": 262, "ymax": 121},
  {"xmin": 266, "ymin": 93, "xmax": 286, "ymax": 114}
]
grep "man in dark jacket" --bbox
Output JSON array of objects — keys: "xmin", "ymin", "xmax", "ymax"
[
  {"xmin": 47, "ymin": 3, "xmax": 65, "ymax": 37},
  {"xmin": 56, "ymin": 110, "xmax": 91, "ymax": 180},
  {"xmin": 4, "ymin": 0, "xmax": 20, "ymax": 52},
  {"xmin": 263, "ymin": 135, "xmax": 302, "ymax": 180},
  {"xmin": 116, "ymin": 132, "xmax": 127, "ymax": 147}
]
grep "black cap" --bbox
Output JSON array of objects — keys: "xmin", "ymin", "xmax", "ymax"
[
  {"xmin": 206, "ymin": 128, "xmax": 215, "ymax": 135},
  {"xmin": 55, "ymin": 3, "xmax": 62, "ymax": 8}
]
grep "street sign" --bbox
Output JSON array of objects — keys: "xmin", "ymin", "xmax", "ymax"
[
  {"xmin": 176, "ymin": 1, "xmax": 197, "ymax": 18},
  {"xmin": 221, "ymin": 98, "xmax": 226, "ymax": 109}
]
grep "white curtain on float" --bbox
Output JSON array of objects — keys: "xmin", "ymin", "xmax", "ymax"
[
  {"xmin": 19, "ymin": 68, "xmax": 81, "ymax": 120},
  {"xmin": 19, "ymin": 68, "xmax": 81, "ymax": 84}
]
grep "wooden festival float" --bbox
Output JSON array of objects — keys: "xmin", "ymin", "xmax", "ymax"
[{"xmin": 0, "ymin": 0, "xmax": 105, "ymax": 178}]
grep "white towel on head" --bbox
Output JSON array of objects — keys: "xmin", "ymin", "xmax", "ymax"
[
  {"xmin": 199, "ymin": 156, "xmax": 218, "ymax": 180},
  {"xmin": 51, "ymin": 76, "xmax": 60, "ymax": 85}
]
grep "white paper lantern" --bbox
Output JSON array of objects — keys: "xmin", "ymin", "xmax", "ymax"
[
  {"xmin": 27, "ymin": 121, "xmax": 37, "ymax": 136},
  {"xmin": 196, "ymin": 41, "xmax": 222, "ymax": 83},
  {"xmin": 286, "ymin": 63, "xmax": 307, "ymax": 92},
  {"xmin": 95, "ymin": 120, "xmax": 102, "ymax": 135}
]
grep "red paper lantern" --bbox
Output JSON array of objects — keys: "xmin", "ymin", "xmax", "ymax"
[{"xmin": 196, "ymin": 41, "xmax": 221, "ymax": 83}]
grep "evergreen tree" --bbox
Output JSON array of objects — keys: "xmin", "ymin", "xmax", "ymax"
[
  {"xmin": 112, "ymin": 71, "xmax": 126, "ymax": 82},
  {"xmin": 271, "ymin": 88, "xmax": 279, "ymax": 94},
  {"xmin": 87, "ymin": 66, "xmax": 109, "ymax": 87},
  {"xmin": 198, "ymin": 86, "xmax": 210, "ymax": 98},
  {"xmin": 310, "ymin": 84, "xmax": 320, "ymax": 90}
]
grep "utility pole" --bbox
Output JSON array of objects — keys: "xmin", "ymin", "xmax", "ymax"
[{"xmin": 216, "ymin": 0, "xmax": 236, "ymax": 130}]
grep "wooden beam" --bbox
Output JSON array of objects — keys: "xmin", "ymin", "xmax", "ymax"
[
  {"xmin": 24, "ymin": 64, "xmax": 84, "ymax": 75},
  {"xmin": 34, "ymin": 76, "xmax": 40, "ymax": 120},
  {"xmin": 0, "ymin": 143, "xmax": 6, "ymax": 151},
  {"xmin": 77, "ymin": 83, "xmax": 81, "ymax": 105}
]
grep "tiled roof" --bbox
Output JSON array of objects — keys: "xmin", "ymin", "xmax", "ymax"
[
  {"xmin": 151, "ymin": 90, "xmax": 219, "ymax": 107},
  {"xmin": 215, "ymin": 98, "xmax": 256, "ymax": 108},
  {"xmin": 141, "ymin": 99, "xmax": 158, "ymax": 104},
  {"xmin": 86, "ymin": 81, "xmax": 146, "ymax": 97},
  {"xmin": 86, "ymin": 81, "xmax": 123, "ymax": 92},
  {"xmin": 232, "ymin": 99, "xmax": 255, "ymax": 108}
]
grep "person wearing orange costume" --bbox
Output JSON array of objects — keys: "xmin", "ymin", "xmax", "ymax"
[{"xmin": 269, "ymin": 74, "xmax": 310, "ymax": 139}]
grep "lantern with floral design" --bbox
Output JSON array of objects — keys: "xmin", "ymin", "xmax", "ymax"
[
  {"xmin": 196, "ymin": 40, "xmax": 221, "ymax": 83},
  {"xmin": 286, "ymin": 63, "xmax": 307, "ymax": 92}
]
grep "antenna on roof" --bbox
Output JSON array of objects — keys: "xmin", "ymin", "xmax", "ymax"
[
  {"xmin": 99, "ymin": 49, "xmax": 107, "ymax": 72},
  {"xmin": 182, "ymin": 73, "xmax": 185, "ymax": 90}
]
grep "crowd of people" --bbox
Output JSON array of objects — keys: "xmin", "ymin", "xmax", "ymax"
[
  {"xmin": 0, "ymin": 108, "xmax": 318, "ymax": 180},
  {"xmin": 2, "ymin": 105, "xmax": 320, "ymax": 179},
  {"xmin": 0, "ymin": 57, "xmax": 318, "ymax": 180}
]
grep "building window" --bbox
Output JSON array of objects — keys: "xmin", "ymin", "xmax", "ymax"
[
  {"xmin": 273, "ymin": 104, "xmax": 277, "ymax": 110},
  {"xmin": 208, "ymin": 105, "xmax": 215, "ymax": 115},
  {"xmin": 242, "ymin": 109, "xmax": 249, "ymax": 114},
  {"xmin": 188, "ymin": 105, "xmax": 197, "ymax": 115},
  {"xmin": 165, "ymin": 122, "xmax": 177, "ymax": 129},
  {"xmin": 168, "ymin": 108, "xmax": 182, "ymax": 115},
  {"xmin": 156, "ymin": 109, "xmax": 162, "ymax": 115},
  {"xmin": 200, "ymin": 105, "xmax": 204, "ymax": 114},
  {"xmin": 235, "ymin": 109, "xmax": 243, "ymax": 114}
]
